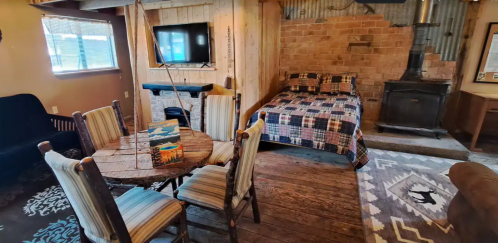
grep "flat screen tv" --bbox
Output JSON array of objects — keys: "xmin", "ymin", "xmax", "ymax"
[{"xmin": 153, "ymin": 22, "xmax": 211, "ymax": 64}]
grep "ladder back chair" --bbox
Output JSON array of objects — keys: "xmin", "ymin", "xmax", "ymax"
[
  {"xmin": 204, "ymin": 93, "xmax": 241, "ymax": 166},
  {"xmin": 174, "ymin": 112, "xmax": 266, "ymax": 243},
  {"xmin": 38, "ymin": 141, "xmax": 189, "ymax": 243},
  {"xmin": 73, "ymin": 100, "xmax": 129, "ymax": 156}
]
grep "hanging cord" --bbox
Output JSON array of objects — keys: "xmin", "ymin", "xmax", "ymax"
[
  {"xmin": 137, "ymin": 0, "xmax": 194, "ymax": 137},
  {"xmin": 326, "ymin": 0, "xmax": 355, "ymax": 11},
  {"xmin": 133, "ymin": 1, "xmax": 140, "ymax": 169}
]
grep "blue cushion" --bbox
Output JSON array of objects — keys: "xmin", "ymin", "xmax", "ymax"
[
  {"xmin": 0, "ymin": 94, "xmax": 56, "ymax": 149},
  {"xmin": 0, "ymin": 131, "xmax": 80, "ymax": 176}
]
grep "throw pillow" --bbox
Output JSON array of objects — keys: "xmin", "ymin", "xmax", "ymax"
[
  {"xmin": 284, "ymin": 73, "xmax": 321, "ymax": 93},
  {"xmin": 320, "ymin": 73, "xmax": 357, "ymax": 95}
]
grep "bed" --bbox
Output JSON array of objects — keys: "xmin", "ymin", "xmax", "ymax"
[{"xmin": 248, "ymin": 91, "xmax": 369, "ymax": 169}]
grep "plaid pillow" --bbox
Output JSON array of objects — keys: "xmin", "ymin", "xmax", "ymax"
[
  {"xmin": 320, "ymin": 73, "xmax": 357, "ymax": 95},
  {"xmin": 284, "ymin": 73, "xmax": 321, "ymax": 93}
]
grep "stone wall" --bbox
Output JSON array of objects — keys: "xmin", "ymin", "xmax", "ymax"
[{"xmin": 279, "ymin": 14, "xmax": 457, "ymax": 122}]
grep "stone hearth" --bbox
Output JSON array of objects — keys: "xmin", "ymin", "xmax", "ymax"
[
  {"xmin": 149, "ymin": 90, "xmax": 204, "ymax": 131},
  {"xmin": 143, "ymin": 82, "xmax": 213, "ymax": 131}
]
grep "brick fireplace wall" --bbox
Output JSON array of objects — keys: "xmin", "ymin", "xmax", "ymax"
[{"xmin": 279, "ymin": 15, "xmax": 456, "ymax": 122}]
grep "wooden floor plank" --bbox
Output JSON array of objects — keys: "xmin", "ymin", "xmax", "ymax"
[
  {"xmin": 254, "ymin": 172, "xmax": 359, "ymax": 198},
  {"xmin": 255, "ymin": 174, "xmax": 360, "ymax": 205},
  {"xmin": 187, "ymin": 206, "xmax": 342, "ymax": 243},
  {"xmin": 151, "ymin": 141, "xmax": 365, "ymax": 243},
  {"xmin": 237, "ymin": 202, "xmax": 364, "ymax": 240},
  {"xmin": 185, "ymin": 208, "xmax": 286, "ymax": 243},
  {"xmin": 234, "ymin": 203, "xmax": 364, "ymax": 243},
  {"xmin": 254, "ymin": 164, "xmax": 358, "ymax": 190},
  {"xmin": 255, "ymin": 151, "xmax": 355, "ymax": 177}
]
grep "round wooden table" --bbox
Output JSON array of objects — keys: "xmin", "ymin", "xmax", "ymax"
[{"xmin": 92, "ymin": 128, "xmax": 213, "ymax": 189}]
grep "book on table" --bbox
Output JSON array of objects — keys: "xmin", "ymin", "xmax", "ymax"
[{"xmin": 147, "ymin": 119, "xmax": 184, "ymax": 168}]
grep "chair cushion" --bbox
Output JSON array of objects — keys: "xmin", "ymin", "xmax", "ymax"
[
  {"xmin": 84, "ymin": 106, "xmax": 122, "ymax": 150},
  {"xmin": 177, "ymin": 165, "xmax": 243, "ymax": 210},
  {"xmin": 0, "ymin": 94, "xmax": 56, "ymax": 149},
  {"xmin": 207, "ymin": 141, "xmax": 234, "ymax": 166},
  {"xmin": 206, "ymin": 95, "xmax": 234, "ymax": 142},
  {"xmin": 233, "ymin": 119, "xmax": 264, "ymax": 204},
  {"xmin": 116, "ymin": 187, "xmax": 182, "ymax": 243},
  {"xmin": 45, "ymin": 151, "xmax": 115, "ymax": 243}
]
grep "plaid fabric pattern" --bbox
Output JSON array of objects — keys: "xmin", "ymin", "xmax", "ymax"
[
  {"xmin": 284, "ymin": 73, "xmax": 321, "ymax": 93},
  {"xmin": 320, "ymin": 73, "xmax": 357, "ymax": 95},
  {"xmin": 250, "ymin": 91, "xmax": 369, "ymax": 168}
]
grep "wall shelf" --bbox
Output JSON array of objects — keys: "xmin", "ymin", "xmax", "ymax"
[{"xmin": 149, "ymin": 67, "xmax": 217, "ymax": 71}]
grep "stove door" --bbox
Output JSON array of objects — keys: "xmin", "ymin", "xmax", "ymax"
[{"xmin": 384, "ymin": 90, "xmax": 440, "ymax": 129}]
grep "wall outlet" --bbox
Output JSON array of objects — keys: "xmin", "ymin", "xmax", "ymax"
[
  {"xmin": 124, "ymin": 91, "xmax": 129, "ymax": 98},
  {"xmin": 52, "ymin": 106, "xmax": 59, "ymax": 114}
]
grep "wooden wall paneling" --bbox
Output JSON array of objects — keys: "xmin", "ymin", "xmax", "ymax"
[
  {"xmin": 125, "ymin": 5, "xmax": 152, "ymax": 128},
  {"xmin": 233, "ymin": 0, "xmax": 246, "ymax": 119},
  {"xmin": 214, "ymin": 0, "xmax": 235, "ymax": 95},
  {"xmin": 143, "ymin": 0, "xmax": 214, "ymax": 10},
  {"xmin": 146, "ymin": 9, "xmax": 160, "ymax": 68},
  {"xmin": 240, "ymin": 0, "xmax": 262, "ymax": 124},
  {"xmin": 261, "ymin": 2, "xmax": 281, "ymax": 104},
  {"xmin": 446, "ymin": 2, "xmax": 481, "ymax": 133},
  {"xmin": 80, "ymin": 0, "xmax": 214, "ymax": 11}
]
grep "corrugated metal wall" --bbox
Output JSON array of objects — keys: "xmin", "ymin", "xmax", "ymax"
[
  {"xmin": 426, "ymin": 1, "xmax": 467, "ymax": 61},
  {"xmin": 282, "ymin": 0, "xmax": 467, "ymax": 61}
]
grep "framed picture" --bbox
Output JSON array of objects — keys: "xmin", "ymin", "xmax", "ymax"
[{"xmin": 475, "ymin": 23, "xmax": 498, "ymax": 84}]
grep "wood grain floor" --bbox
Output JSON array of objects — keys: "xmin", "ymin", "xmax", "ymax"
[{"xmin": 157, "ymin": 142, "xmax": 365, "ymax": 243}]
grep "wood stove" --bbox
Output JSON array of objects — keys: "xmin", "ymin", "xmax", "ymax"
[
  {"xmin": 375, "ymin": 0, "xmax": 450, "ymax": 138},
  {"xmin": 375, "ymin": 80, "xmax": 450, "ymax": 138},
  {"xmin": 165, "ymin": 107, "xmax": 190, "ymax": 127}
]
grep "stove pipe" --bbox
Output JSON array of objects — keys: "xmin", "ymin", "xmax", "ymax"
[{"xmin": 400, "ymin": 0, "xmax": 435, "ymax": 81}]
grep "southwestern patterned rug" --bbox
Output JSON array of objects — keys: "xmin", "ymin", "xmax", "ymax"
[{"xmin": 357, "ymin": 149, "xmax": 463, "ymax": 243}]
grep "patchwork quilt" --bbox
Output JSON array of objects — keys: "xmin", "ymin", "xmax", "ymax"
[{"xmin": 249, "ymin": 91, "xmax": 369, "ymax": 168}]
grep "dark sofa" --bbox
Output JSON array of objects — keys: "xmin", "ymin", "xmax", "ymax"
[{"xmin": 0, "ymin": 94, "xmax": 81, "ymax": 178}]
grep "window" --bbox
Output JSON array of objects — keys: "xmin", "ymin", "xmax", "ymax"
[{"xmin": 42, "ymin": 16, "xmax": 118, "ymax": 74}]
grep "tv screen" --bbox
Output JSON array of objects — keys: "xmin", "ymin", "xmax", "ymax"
[{"xmin": 153, "ymin": 22, "xmax": 211, "ymax": 64}]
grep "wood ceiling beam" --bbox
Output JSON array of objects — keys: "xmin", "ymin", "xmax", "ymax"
[
  {"xmin": 27, "ymin": 0, "xmax": 75, "ymax": 5},
  {"xmin": 80, "ymin": 0, "xmax": 164, "ymax": 10},
  {"xmin": 79, "ymin": 0, "xmax": 213, "ymax": 11},
  {"xmin": 258, "ymin": 0, "xmax": 286, "ymax": 2}
]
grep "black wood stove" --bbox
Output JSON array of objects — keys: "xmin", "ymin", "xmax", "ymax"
[
  {"xmin": 375, "ymin": 0, "xmax": 450, "ymax": 138},
  {"xmin": 375, "ymin": 80, "xmax": 450, "ymax": 138}
]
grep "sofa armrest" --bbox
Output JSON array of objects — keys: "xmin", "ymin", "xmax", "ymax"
[
  {"xmin": 449, "ymin": 162, "xmax": 498, "ymax": 235},
  {"xmin": 48, "ymin": 114, "xmax": 76, "ymax": 131}
]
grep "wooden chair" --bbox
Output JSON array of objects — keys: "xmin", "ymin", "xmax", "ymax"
[
  {"xmin": 38, "ymin": 141, "xmax": 190, "ymax": 243},
  {"xmin": 174, "ymin": 112, "xmax": 266, "ymax": 243},
  {"xmin": 73, "ymin": 100, "xmax": 129, "ymax": 156},
  {"xmin": 203, "ymin": 93, "xmax": 241, "ymax": 166}
]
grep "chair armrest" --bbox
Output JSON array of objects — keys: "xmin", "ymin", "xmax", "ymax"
[
  {"xmin": 449, "ymin": 162, "xmax": 498, "ymax": 235},
  {"xmin": 48, "ymin": 114, "xmax": 76, "ymax": 131}
]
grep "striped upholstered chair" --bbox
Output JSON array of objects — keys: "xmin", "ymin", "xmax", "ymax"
[
  {"xmin": 38, "ymin": 141, "xmax": 189, "ymax": 243},
  {"xmin": 204, "ymin": 94, "xmax": 241, "ymax": 166},
  {"xmin": 73, "ymin": 100, "xmax": 129, "ymax": 156},
  {"xmin": 174, "ymin": 112, "xmax": 266, "ymax": 243}
]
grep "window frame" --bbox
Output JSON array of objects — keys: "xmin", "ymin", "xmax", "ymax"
[{"xmin": 41, "ymin": 15, "xmax": 120, "ymax": 75}]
